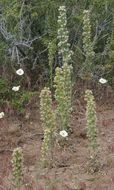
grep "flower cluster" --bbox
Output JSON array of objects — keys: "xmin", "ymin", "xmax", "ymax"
[
  {"xmin": 11, "ymin": 147, "xmax": 23, "ymax": 189},
  {"xmin": 82, "ymin": 10, "xmax": 95, "ymax": 78},
  {"xmin": 57, "ymin": 5, "xmax": 73, "ymax": 65},
  {"xmin": 40, "ymin": 87, "xmax": 56, "ymax": 167},
  {"xmin": 54, "ymin": 63, "xmax": 73, "ymax": 131}
]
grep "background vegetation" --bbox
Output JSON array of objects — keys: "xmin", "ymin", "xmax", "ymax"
[{"xmin": 0, "ymin": 0, "xmax": 114, "ymax": 109}]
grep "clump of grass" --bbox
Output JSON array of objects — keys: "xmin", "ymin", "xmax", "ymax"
[
  {"xmin": 85, "ymin": 89, "xmax": 100, "ymax": 173},
  {"xmin": 11, "ymin": 147, "xmax": 23, "ymax": 190},
  {"xmin": 54, "ymin": 63, "xmax": 73, "ymax": 131},
  {"xmin": 40, "ymin": 87, "xmax": 56, "ymax": 167}
]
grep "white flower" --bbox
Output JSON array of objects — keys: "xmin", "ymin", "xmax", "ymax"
[
  {"xmin": 0, "ymin": 112, "xmax": 5, "ymax": 119},
  {"xmin": 16, "ymin": 68, "xmax": 24, "ymax": 76},
  {"xmin": 59, "ymin": 130, "xmax": 68, "ymax": 138},
  {"xmin": 99, "ymin": 78, "xmax": 107, "ymax": 84},
  {"xmin": 12, "ymin": 86, "xmax": 20, "ymax": 92}
]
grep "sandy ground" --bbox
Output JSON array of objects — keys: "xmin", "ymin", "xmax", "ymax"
[{"xmin": 1, "ymin": 83, "xmax": 114, "ymax": 190}]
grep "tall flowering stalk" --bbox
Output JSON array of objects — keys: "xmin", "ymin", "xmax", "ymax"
[
  {"xmin": 11, "ymin": 147, "xmax": 23, "ymax": 190},
  {"xmin": 54, "ymin": 63, "xmax": 73, "ymax": 131},
  {"xmin": 55, "ymin": 5, "xmax": 73, "ymax": 131},
  {"xmin": 85, "ymin": 90, "xmax": 99, "ymax": 173},
  {"xmin": 48, "ymin": 40, "xmax": 56, "ymax": 89},
  {"xmin": 82, "ymin": 10, "xmax": 95, "ymax": 78},
  {"xmin": 57, "ymin": 5, "xmax": 73, "ymax": 65},
  {"xmin": 40, "ymin": 87, "xmax": 56, "ymax": 167}
]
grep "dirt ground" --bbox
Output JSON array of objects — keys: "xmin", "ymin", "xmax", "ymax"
[{"xmin": 1, "ymin": 83, "xmax": 114, "ymax": 190}]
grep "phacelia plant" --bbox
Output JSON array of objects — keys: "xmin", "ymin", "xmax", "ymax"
[
  {"xmin": 11, "ymin": 147, "xmax": 23, "ymax": 190},
  {"xmin": 85, "ymin": 90, "xmax": 99, "ymax": 173},
  {"xmin": 54, "ymin": 63, "xmax": 73, "ymax": 131},
  {"xmin": 57, "ymin": 5, "xmax": 73, "ymax": 65},
  {"xmin": 82, "ymin": 10, "xmax": 95, "ymax": 78},
  {"xmin": 40, "ymin": 87, "xmax": 56, "ymax": 167},
  {"xmin": 48, "ymin": 40, "xmax": 56, "ymax": 89}
]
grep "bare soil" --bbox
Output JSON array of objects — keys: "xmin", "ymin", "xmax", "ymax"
[{"xmin": 1, "ymin": 83, "xmax": 114, "ymax": 190}]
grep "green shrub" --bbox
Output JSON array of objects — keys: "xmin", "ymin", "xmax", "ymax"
[{"xmin": 11, "ymin": 91, "xmax": 35, "ymax": 113}]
